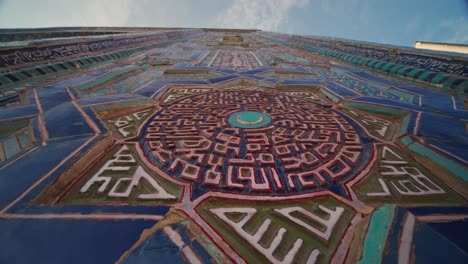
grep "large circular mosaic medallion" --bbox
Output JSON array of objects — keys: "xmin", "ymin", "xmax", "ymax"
[{"xmin": 140, "ymin": 90, "xmax": 373, "ymax": 197}]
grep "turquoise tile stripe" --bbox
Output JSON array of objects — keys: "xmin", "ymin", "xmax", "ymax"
[
  {"xmin": 418, "ymin": 71, "xmax": 436, "ymax": 81},
  {"xmin": 431, "ymin": 74, "xmax": 449, "ymax": 84},
  {"xmin": 374, "ymin": 61, "xmax": 385, "ymax": 69},
  {"xmin": 409, "ymin": 142, "xmax": 468, "ymax": 181},
  {"xmin": 358, "ymin": 204, "xmax": 396, "ymax": 264},
  {"xmin": 407, "ymin": 68, "xmax": 424, "ymax": 78},
  {"xmin": 397, "ymin": 66, "xmax": 411, "ymax": 75},
  {"xmin": 0, "ymin": 33, "xmax": 201, "ymax": 91},
  {"xmin": 382, "ymin": 63, "xmax": 395, "ymax": 71},
  {"xmin": 258, "ymin": 34, "xmax": 467, "ymax": 93}
]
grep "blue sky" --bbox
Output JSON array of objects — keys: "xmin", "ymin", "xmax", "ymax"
[{"xmin": 0, "ymin": 0, "xmax": 467, "ymax": 47}]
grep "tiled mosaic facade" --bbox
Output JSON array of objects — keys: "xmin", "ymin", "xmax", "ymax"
[{"xmin": 0, "ymin": 28, "xmax": 467, "ymax": 264}]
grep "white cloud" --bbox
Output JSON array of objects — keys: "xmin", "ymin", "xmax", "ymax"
[
  {"xmin": 422, "ymin": 16, "xmax": 468, "ymax": 44},
  {"xmin": 82, "ymin": 0, "xmax": 131, "ymax": 27},
  {"xmin": 214, "ymin": 0, "xmax": 309, "ymax": 31},
  {"xmin": 405, "ymin": 16, "xmax": 421, "ymax": 35},
  {"xmin": 0, "ymin": 0, "xmax": 131, "ymax": 28},
  {"xmin": 126, "ymin": 0, "xmax": 193, "ymax": 28},
  {"xmin": 439, "ymin": 17, "xmax": 468, "ymax": 44},
  {"xmin": 0, "ymin": 0, "xmax": 308, "ymax": 31}
]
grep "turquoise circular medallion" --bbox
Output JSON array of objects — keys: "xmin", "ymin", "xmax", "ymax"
[{"xmin": 228, "ymin": 111, "xmax": 271, "ymax": 128}]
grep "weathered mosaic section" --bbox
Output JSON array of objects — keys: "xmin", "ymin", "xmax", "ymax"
[
  {"xmin": 206, "ymin": 50, "xmax": 263, "ymax": 71},
  {"xmin": 0, "ymin": 28, "xmax": 466, "ymax": 264},
  {"xmin": 354, "ymin": 144, "xmax": 464, "ymax": 205},
  {"xmin": 106, "ymin": 108, "xmax": 152, "ymax": 138},
  {"xmin": 67, "ymin": 143, "xmax": 181, "ymax": 204},
  {"xmin": 197, "ymin": 196, "xmax": 356, "ymax": 264}
]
